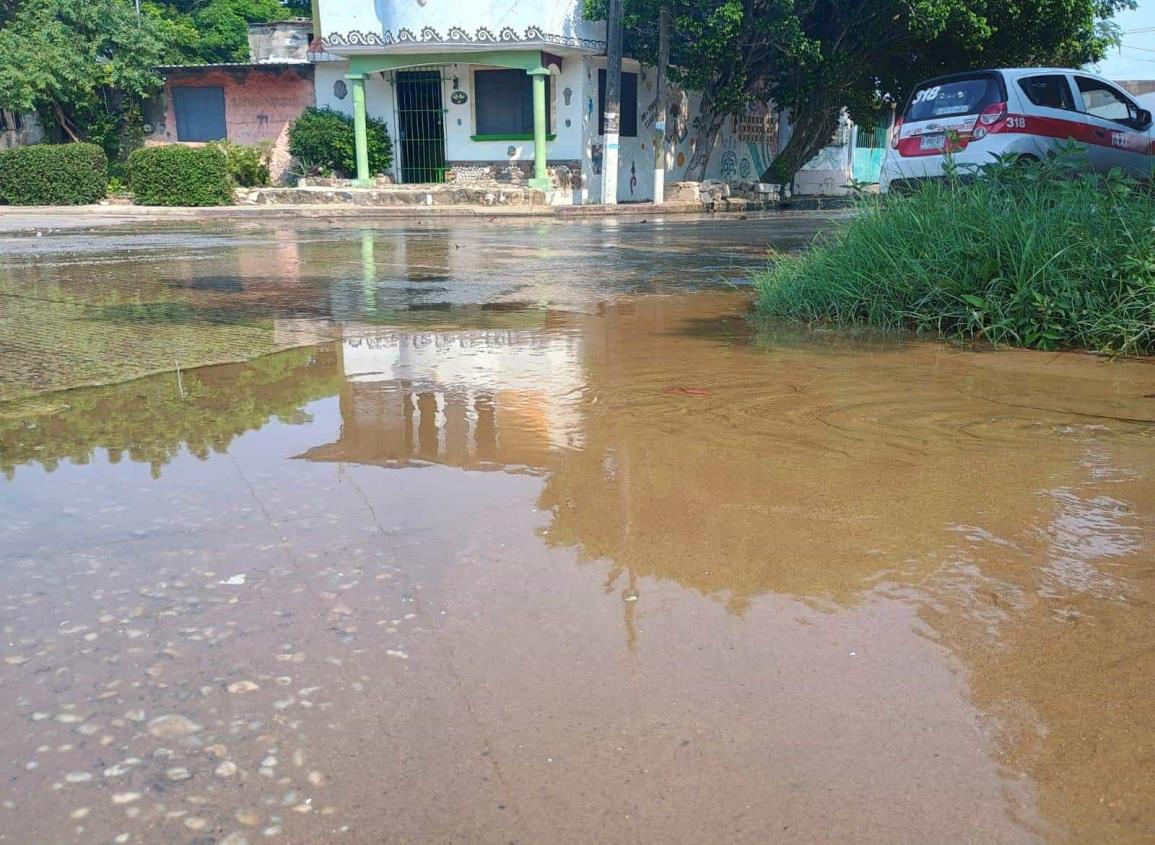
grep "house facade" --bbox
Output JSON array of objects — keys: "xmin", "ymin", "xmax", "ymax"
[
  {"xmin": 148, "ymin": 19, "xmax": 317, "ymax": 181},
  {"xmin": 312, "ymin": 0, "xmax": 863, "ymax": 201}
]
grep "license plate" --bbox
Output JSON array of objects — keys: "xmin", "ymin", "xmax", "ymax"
[{"xmin": 919, "ymin": 133, "xmax": 945, "ymax": 151}]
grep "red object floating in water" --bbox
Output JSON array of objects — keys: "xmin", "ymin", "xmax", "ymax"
[{"xmin": 663, "ymin": 386, "xmax": 712, "ymax": 397}]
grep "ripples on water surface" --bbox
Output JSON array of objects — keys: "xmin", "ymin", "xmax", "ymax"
[{"xmin": 1, "ymin": 220, "xmax": 1153, "ymax": 845}]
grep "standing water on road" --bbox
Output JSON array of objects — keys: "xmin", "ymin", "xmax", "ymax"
[{"xmin": 1, "ymin": 217, "xmax": 1153, "ymax": 845}]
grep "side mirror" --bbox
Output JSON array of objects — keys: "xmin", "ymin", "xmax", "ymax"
[{"xmin": 1137, "ymin": 108, "xmax": 1153, "ymax": 131}]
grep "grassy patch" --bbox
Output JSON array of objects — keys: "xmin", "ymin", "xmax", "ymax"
[{"xmin": 754, "ymin": 153, "xmax": 1155, "ymax": 355}]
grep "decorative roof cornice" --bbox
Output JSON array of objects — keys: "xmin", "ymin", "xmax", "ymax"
[{"xmin": 323, "ymin": 25, "xmax": 605, "ymax": 52}]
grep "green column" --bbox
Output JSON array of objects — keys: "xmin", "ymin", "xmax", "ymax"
[
  {"xmin": 528, "ymin": 67, "xmax": 551, "ymax": 191},
  {"xmin": 347, "ymin": 73, "xmax": 371, "ymax": 186},
  {"xmin": 361, "ymin": 231, "xmax": 377, "ymax": 311}
]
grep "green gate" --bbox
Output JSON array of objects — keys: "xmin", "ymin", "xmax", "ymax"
[
  {"xmin": 392, "ymin": 68, "xmax": 448, "ymax": 184},
  {"xmin": 851, "ymin": 112, "xmax": 893, "ymax": 184}
]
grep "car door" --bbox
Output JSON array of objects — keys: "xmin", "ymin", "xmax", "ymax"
[
  {"xmin": 1072, "ymin": 75, "xmax": 1152, "ymax": 177},
  {"xmin": 1015, "ymin": 73, "xmax": 1082, "ymax": 159}
]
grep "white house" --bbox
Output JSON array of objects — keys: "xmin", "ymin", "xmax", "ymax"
[{"xmin": 311, "ymin": 0, "xmax": 866, "ymax": 201}]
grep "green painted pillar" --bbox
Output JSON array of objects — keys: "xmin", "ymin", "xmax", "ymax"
[
  {"xmin": 361, "ymin": 231, "xmax": 377, "ymax": 309},
  {"xmin": 528, "ymin": 67, "xmax": 551, "ymax": 191},
  {"xmin": 347, "ymin": 73, "xmax": 371, "ymax": 187}
]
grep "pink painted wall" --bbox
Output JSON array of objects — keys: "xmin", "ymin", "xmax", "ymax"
[{"xmin": 152, "ymin": 66, "xmax": 315, "ymax": 182}]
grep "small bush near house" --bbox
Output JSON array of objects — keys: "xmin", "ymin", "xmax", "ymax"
[
  {"xmin": 288, "ymin": 107, "xmax": 393, "ymax": 177},
  {"xmin": 127, "ymin": 145, "xmax": 233, "ymax": 206},
  {"xmin": 0, "ymin": 143, "xmax": 108, "ymax": 205},
  {"xmin": 211, "ymin": 140, "xmax": 272, "ymax": 187},
  {"xmin": 754, "ymin": 151, "xmax": 1155, "ymax": 355}
]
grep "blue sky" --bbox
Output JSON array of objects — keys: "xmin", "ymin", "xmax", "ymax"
[{"xmin": 1095, "ymin": 0, "xmax": 1155, "ymax": 79}]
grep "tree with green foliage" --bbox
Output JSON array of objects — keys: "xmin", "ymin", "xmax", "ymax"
[
  {"xmin": 182, "ymin": 0, "xmax": 297, "ymax": 63},
  {"xmin": 0, "ymin": 0, "xmax": 178, "ymax": 146},
  {"xmin": 0, "ymin": 0, "xmax": 310, "ymax": 159},
  {"xmin": 586, "ymin": 0, "xmax": 1132, "ymax": 182}
]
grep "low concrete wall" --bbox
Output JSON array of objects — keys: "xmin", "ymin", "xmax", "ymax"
[
  {"xmin": 242, "ymin": 184, "xmax": 545, "ymax": 207},
  {"xmin": 0, "ymin": 111, "xmax": 44, "ymax": 150},
  {"xmin": 445, "ymin": 160, "xmax": 582, "ymax": 189}
]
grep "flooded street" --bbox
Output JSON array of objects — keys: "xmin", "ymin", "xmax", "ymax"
[{"xmin": 1, "ymin": 217, "xmax": 1153, "ymax": 845}]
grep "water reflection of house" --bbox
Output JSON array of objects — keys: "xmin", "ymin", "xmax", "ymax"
[{"xmin": 297, "ymin": 326, "xmax": 584, "ymax": 471}]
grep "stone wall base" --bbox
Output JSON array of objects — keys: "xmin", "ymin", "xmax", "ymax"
[
  {"xmin": 241, "ymin": 184, "xmax": 545, "ymax": 207},
  {"xmin": 298, "ymin": 161, "xmax": 582, "ymax": 191},
  {"xmin": 444, "ymin": 161, "xmax": 581, "ymax": 189}
]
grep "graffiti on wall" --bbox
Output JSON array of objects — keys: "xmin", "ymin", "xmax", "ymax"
[{"xmin": 799, "ymin": 112, "xmax": 852, "ymax": 171}]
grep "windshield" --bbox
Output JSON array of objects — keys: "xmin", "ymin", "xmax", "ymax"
[{"xmin": 904, "ymin": 76, "xmax": 1004, "ymax": 122}]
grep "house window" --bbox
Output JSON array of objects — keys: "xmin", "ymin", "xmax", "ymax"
[
  {"xmin": 598, "ymin": 69, "xmax": 638, "ymax": 137},
  {"xmin": 473, "ymin": 69, "xmax": 550, "ymax": 138},
  {"xmin": 171, "ymin": 86, "xmax": 227, "ymax": 142}
]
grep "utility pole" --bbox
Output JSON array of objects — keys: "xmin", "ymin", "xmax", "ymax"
[
  {"xmin": 601, "ymin": 0, "xmax": 623, "ymax": 205},
  {"xmin": 310, "ymin": 0, "xmax": 322, "ymax": 37},
  {"xmin": 652, "ymin": 6, "xmax": 669, "ymax": 204}
]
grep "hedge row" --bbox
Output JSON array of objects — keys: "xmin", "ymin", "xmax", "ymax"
[
  {"xmin": 127, "ymin": 145, "xmax": 233, "ymax": 206},
  {"xmin": 0, "ymin": 143, "xmax": 108, "ymax": 205}
]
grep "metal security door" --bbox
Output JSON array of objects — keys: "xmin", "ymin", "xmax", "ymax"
[{"xmin": 393, "ymin": 69, "xmax": 448, "ymax": 184}]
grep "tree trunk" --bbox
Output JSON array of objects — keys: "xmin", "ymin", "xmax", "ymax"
[
  {"xmin": 684, "ymin": 104, "xmax": 725, "ymax": 182},
  {"xmin": 52, "ymin": 102, "xmax": 82, "ymax": 143},
  {"xmin": 760, "ymin": 103, "xmax": 842, "ymax": 184}
]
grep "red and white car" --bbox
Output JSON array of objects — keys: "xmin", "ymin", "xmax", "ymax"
[{"xmin": 880, "ymin": 68, "xmax": 1154, "ymax": 192}]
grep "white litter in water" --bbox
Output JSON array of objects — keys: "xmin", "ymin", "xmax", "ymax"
[{"xmin": 217, "ymin": 575, "xmax": 247, "ymax": 585}]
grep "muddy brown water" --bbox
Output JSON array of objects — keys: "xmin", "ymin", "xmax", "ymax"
[{"xmin": 1, "ymin": 220, "xmax": 1154, "ymax": 845}]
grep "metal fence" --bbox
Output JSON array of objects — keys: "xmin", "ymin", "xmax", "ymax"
[{"xmin": 851, "ymin": 110, "xmax": 895, "ymax": 184}]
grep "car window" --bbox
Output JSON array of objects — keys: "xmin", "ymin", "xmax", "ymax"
[
  {"xmin": 904, "ymin": 76, "xmax": 1004, "ymax": 122},
  {"xmin": 1019, "ymin": 75, "xmax": 1076, "ymax": 110},
  {"xmin": 1076, "ymin": 77, "xmax": 1138, "ymax": 124}
]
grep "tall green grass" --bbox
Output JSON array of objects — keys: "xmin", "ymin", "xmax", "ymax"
[{"xmin": 754, "ymin": 152, "xmax": 1155, "ymax": 354}]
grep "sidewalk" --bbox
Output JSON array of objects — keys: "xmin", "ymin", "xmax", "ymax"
[{"xmin": 0, "ymin": 196, "xmax": 854, "ymax": 234}]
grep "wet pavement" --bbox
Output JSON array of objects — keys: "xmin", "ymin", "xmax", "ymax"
[
  {"xmin": 0, "ymin": 215, "xmax": 826, "ymax": 400},
  {"xmin": 1, "ymin": 218, "xmax": 1154, "ymax": 845}
]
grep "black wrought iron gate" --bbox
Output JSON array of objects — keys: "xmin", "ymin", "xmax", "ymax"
[{"xmin": 393, "ymin": 69, "xmax": 448, "ymax": 184}]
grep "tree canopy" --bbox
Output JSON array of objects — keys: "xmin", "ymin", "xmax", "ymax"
[
  {"xmin": 164, "ymin": 0, "xmax": 309, "ymax": 64},
  {"xmin": 587, "ymin": 0, "xmax": 1134, "ymax": 181}
]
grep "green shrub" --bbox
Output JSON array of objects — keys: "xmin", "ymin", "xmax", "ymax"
[
  {"xmin": 211, "ymin": 140, "xmax": 272, "ymax": 187},
  {"xmin": 127, "ymin": 145, "xmax": 233, "ymax": 206},
  {"xmin": 288, "ymin": 106, "xmax": 392, "ymax": 177},
  {"xmin": 0, "ymin": 143, "xmax": 108, "ymax": 205},
  {"xmin": 754, "ymin": 150, "xmax": 1155, "ymax": 355}
]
